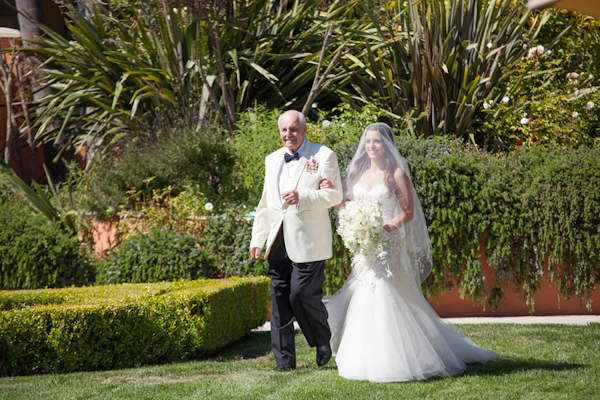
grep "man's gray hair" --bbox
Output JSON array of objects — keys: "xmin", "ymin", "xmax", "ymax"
[{"xmin": 278, "ymin": 110, "xmax": 306, "ymax": 128}]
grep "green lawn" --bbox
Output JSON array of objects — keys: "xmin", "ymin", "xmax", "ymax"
[{"xmin": 1, "ymin": 324, "xmax": 599, "ymax": 400}]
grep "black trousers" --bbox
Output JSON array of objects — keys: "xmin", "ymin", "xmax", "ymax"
[{"xmin": 267, "ymin": 227, "xmax": 331, "ymax": 369}]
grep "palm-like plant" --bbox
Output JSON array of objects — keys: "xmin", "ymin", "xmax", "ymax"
[
  {"xmin": 338, "ymin": 0, "xmax": 558, "ymax": 145},
  {"xmin": 20, "ymin": 0, "xmax": 355, "ymax": 166}
]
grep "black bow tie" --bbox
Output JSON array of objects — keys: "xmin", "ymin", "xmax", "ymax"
[{"xmin": 284, "ymin": 152, "xmax": 300, "ymax": 163}]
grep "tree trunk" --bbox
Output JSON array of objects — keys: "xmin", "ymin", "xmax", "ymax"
[{"xmin": 15, "ymin": 0, "xmax": 46, "ymax": 42}]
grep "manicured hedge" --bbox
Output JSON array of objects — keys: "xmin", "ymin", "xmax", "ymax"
[{"xmin": 0, "ymin": 277, "xmax": 270, "ymax": 376}]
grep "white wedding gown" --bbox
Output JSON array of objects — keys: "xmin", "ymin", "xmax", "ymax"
[{"xmin": 325, "ymin": 184, "xmax": 497, "ymax": 383}]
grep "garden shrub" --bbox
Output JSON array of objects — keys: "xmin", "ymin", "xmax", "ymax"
[
  {"xmin": 96, "ymin": 227, "xmax": 215, "ymax": 284},
  {"xmin": 481, "ymin": 9, "xmax": 600, "ymax": 149},
  {"xmin": 79, "ymin": 114, "xmax": 235, "ymax": 218},
  {"xmin": 200, "ymin": 204, "xmax": 266, "ymax": 278},
  {"xmin": 114, "ymin": 183, "xmax": 208, "ymax": 242},
  {"xmin": 0, "ymin": 202, "xmax": 95, "ymax": 290},
  {"xmin": 0, "ymin": 277, "xmax": 270, "ymax": 376}
]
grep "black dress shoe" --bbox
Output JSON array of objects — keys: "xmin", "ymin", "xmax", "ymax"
[
  {"xmin": 273, "ymin": 365, "xmax": 296, "ymax": 372},
  {"xmin": 316, "ymin": 343, "xmax": 332, "ymax": 367}
]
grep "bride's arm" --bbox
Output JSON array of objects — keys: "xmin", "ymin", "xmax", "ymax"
[{"xmin": 383, "ymin": 168, "xmax": 414, "ymax": 232}]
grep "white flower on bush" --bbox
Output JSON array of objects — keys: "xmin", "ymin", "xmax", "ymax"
[
  {"xmin": 567, "ymin": 72, "xmax": 579, "ymax": 86},
  {"xmin": 204, "ymin": 202, "xmax": 214, "ymax": 211},
  {"xmin": 520, "ymin": 117, "xmax": 529, "ymax": 125},
  {"xmin": 483, "ymin": 101, "xmax": 491, "ymax": 110},
  {"xmin": 502, "ymin": 96, "xmax": 510, "ymax": 103},
  {"xmin": 338, "ymin": 198, "xmax": 390, "ymax": 265},
  {"xmin": 527, "ymin": 45, "xmax": 546, "ymax": 59},
  {"xmin": 572, "ymin": 111, "xmax": 579, "ymax": 119},
  {"xmin": 487, "ymin": 42, "xmax": 493, "ymax": 49},
  {"xmin": 586, "ymin": 101, "xmax": 595, "ymax": 110},
  {"xmin": 527, "ymin": 45, "xmax": 544, "ymax": 59},
  {"xmin": 322, "ymin": 120, "xmax": 331, "ymax": 127}
]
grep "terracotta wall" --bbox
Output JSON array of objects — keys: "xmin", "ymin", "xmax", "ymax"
[{"xmin": 426, "ymin": 233, "xmax": 599, "ymax": 317}]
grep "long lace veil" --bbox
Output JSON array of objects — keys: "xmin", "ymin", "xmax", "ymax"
[{"xmin": 343, "ymin": 123, "xmax": 432, "ymax": 284}]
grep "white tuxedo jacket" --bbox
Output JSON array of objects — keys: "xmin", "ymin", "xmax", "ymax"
[{"xmin": 250, "ymin": 140, "xmax": 343, "ymax": 263}]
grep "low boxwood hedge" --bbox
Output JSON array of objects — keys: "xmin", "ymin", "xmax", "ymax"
[{"xmin": 0, "ymin": 277, "xmax": 270, "ymax": 376}]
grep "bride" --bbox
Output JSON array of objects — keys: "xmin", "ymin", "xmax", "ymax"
[{"xmin": 320, "ymin": 123, "xmax": 497, "ymax": 383}]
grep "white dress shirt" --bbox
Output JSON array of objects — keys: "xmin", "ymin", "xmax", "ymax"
[{"xmin": 278, "ymin": 138, "xmax": 307, "ymax": 197}]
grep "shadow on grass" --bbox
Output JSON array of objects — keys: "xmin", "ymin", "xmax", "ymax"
[
  {"xmin": 211, "ymin": 331, "xmax": 273, "ymax": 361},
  {"xmin": 462, "ymin": 358, "xmax": 585, "ymax": 377}
]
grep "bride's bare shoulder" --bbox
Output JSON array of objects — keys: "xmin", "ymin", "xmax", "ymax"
[{"xmin": 392, "ymin": 167, "xmax": 408, "ymax": 181}]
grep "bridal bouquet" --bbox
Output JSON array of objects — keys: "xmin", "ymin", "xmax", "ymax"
[{"xmin": 337, "ymin": 198, "xmax": 390, "ymax": 264}]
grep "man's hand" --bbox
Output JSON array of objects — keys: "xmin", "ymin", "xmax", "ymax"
[
  {"xmin": 250, "ymin": 247, "xmax": 263, "ymax": 260},
  {"xmin": 281, "ymin": 190, "xmax": 299, "ymax": 205}
]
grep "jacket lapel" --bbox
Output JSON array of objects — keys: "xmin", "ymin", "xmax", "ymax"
[
  {"xmin": 271, "ymin": 149, "xmax": 286, "ymax": 207},
  {"xmin": 288, "ymin": 140, "xmax": 310, "ymax": 191}
]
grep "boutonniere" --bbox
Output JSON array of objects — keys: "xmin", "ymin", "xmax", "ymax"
[{"xmin": 306, "ymin": 157, "xmax": 319, "ymax": 174}]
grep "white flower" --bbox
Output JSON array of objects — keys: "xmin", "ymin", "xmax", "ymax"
[
  {"xmin": 338, "ymin": 198, "xmax": 393, "ymax": 265},
  {"xmin": 502, "ymin": 96, "xmax": 509, "ymax": 103},
  {"xmin": 487, "ymin": 42, "xmax": 493, "ymax": 49},
  {"xmin": 311, "ymin": 102, "xmax": 318, "ymax": 108},
  {"xmin": 204, "ymin": 202, "xmax": 214, "ymax": 211},
  {"xmin": 527, "ymin": 45, "xmax": 546, "ymax": 58},
  {"xmin": 322, "ymin": 120, "xmax": 331, "ymax": 127},
  {"xmin": 341, "ymin": 123, "xmax": 346, "ymax": 128},
  {"xmin": 520, "ymin": 117, "xmax": 529, "ymax": 125},
  {"xmin": 586, "ymin": 101, "xmax": 595, "ymax": 110},
  {"xmin": 589, "ymin": 74, "xmax": 594, "ymax": 80},
  {"xmin": 483, "ymin": 101, "xmax": 490, "ymax": 110},
  {"xmin": 572, "ymin": 111, "xmax": 579, "ymax": 118},
  {"xmin": 489, "ymin": 99, "xmax": 494, "ymax": 105}
]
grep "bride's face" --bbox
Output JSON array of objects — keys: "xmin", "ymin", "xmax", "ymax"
[{"xmin": 364, "ymin": 130, "xmax": 384, "ymax": 161}]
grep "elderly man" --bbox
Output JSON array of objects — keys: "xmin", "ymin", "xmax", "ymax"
[{"xmin": 250, "ymin": 110, "xmax": 343, "ymax": 371}]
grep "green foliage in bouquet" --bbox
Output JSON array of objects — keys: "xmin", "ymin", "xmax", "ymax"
[{"xmin": 96, "ymin": 227, "xmax": 214, "ymax": 284}]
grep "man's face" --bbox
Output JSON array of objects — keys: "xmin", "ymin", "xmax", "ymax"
[{"xmin": 279, "ymin": 112, "xmax": 307, "ymax": 153}]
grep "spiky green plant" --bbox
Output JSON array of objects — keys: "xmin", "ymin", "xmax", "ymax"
[{"xmin": 337, "ymin": 0, "xmax": 562, "ymax": 147}]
